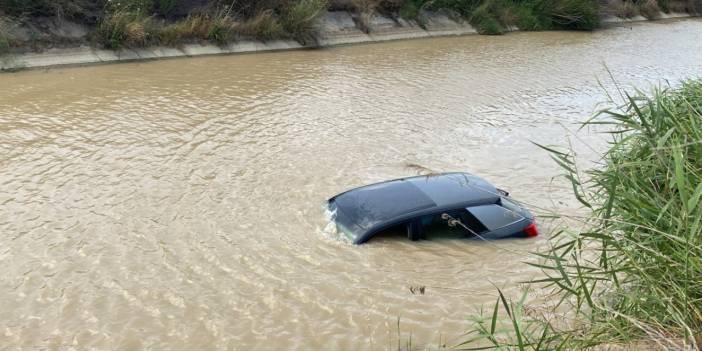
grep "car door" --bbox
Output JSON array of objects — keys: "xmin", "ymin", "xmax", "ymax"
[{"xmin": 409, "ymin": 208, "xmax": 487, "ymax": 241}]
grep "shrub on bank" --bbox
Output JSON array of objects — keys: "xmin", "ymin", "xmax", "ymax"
[
  {"xmin": 469, "ymin": 0, "xmax": 510, "ymax": 34},
  {"xmin": 280, "ymin": 0, "xmax": 327, "ymax": 44},
  {"xmin": 541, "ymin": 0, "xmax": 599, "ymax": 29},
  {"xmin": 638, "ymin": 0, "xmax": 661, "ymax": 18},
  {"xmin": 157, "ymin": 14, "xmax": 209, "ymax": 44},
  {"xmin": 398, "ymin": 0, "xmax": 422, "ymax": 20},
  {"xmin": 459, "ymin": 80, "xmax": 702, "ymax": 349},
  {"xmin": 94, "ymin": 10, "xmax": 158, "ymax": 49},
  {"xmin": 656, "ymin": 0, "xmax": 701, "ymax": 13},
  {"xmin": 392, "ymin": 0, "xmax": 599, "ymax": 33},
  {"xmin": 236, "ymin": 10, "xmax": 285, "ymax": 41},
  {"xmin": 611, "ymin": 0, "xmax": 639, "ymax": 17}
]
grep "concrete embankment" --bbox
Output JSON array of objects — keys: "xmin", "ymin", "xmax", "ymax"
[{"xmin": 0, "ymin": 10, "xmax": 693, "ymax": 71}]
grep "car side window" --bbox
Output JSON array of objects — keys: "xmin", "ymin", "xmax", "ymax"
[{"xmin": 419, "ymin": 209, "xmax": 487, "ymax": 240}]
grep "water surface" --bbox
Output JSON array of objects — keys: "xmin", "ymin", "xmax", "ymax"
[{"xmin": 1, "ymin": 18, "xmax": 702, "ymax": 350}]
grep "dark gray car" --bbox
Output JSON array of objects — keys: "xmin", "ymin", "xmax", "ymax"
[{"xmin": 328, "ymin": 172, "xmax": 538, "ymax": 244}]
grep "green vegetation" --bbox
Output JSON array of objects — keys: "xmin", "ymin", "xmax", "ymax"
[
  {"xmin": 394, "ymin": 0, "xmax": 599, "ymax": 34},
  {"xmin": 280, "ymin": 0, "xmax": 328, "ymax": 44},
  {"xmin": 399, "ymin": 1, "xmax": 422, "ymax": 21},
  {"xmin": 456, "ymin": 80, "xmax": 702, "ymax": 349}
]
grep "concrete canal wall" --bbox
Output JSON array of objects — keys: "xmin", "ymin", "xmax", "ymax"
[{"xmin": 0, "ymin": 10, "xmax": 693, "ymax": 72}]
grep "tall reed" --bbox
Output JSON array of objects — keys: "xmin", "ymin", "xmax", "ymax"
[{"xmin": 457, "ymin": 80, "xmax": 702, "ymax": 350}]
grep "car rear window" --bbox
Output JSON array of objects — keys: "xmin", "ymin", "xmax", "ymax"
[{"xmin": 467, "ymin": 204, "xmax": 524, "ymax": 231}]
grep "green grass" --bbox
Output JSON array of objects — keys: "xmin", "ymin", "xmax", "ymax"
[
  {"xmin": 399, "ymin": 0, "xmax": 422, "ymax": 20},
  {"xmin": 456, "ymin": 79, "xmax": 702, "ymax": 349},
  {"xmin": 470, "ymin": 0, "xmax": 509, "ymax": 34},
  {"xmin": 396, "ymin": 0, "xmax": 599, "ymax": 33}
]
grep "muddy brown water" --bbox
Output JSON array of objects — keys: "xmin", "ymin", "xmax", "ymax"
[{"xmin": 1, "ymin": 18, "xmax": 702, "ymax": 350}]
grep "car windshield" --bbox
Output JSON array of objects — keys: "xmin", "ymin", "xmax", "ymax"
[{"xmin": 335, "ymin": 221, "xmax": 359, "ymax": 242}]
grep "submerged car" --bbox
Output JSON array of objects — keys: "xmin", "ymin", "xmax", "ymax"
[{"xmin": 328, "ymin": 172, "xmax": 538, "ymax": 244}]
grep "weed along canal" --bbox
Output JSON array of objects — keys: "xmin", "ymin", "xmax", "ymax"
[{"xmin": 1, "ymin": 18, "xmax": 702, "ymax": 349}]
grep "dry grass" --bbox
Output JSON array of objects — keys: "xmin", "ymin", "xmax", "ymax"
[
  {"xmin": 0, "ymin": 0, "xmax": 327, "ymax": 49},
  {"xmin": 236, "ymin": 10, "xmax": 285, "ymax": 40},
  {"xmin": 155, "ymin": 11, "xmax": 284, "ymax": 46},
  {"xmin": 351, "ymin": 0, "xmax": 380, "ymax": 32},
  {"xmin": 638, "ymin": 0, "xmax": 661, "ymax": 18},
  {"xmin": 206, "ymin": 13, "xmax": 239, "ymax": 44},
  {"xmin": 92, "ymin": 0, "xmax": 328, "ymax": 49},
  {"xmin": 279, "ymin": 0, "xmax": 327, "ymax": 44},
  {"xmin": 611, "ymin": 0, "xmax": 639, "ymax": 17},
  {"xmin": 94, "ymin": 10, "xmax": 156, "ymax": 49},
  {"xmin": 665, "ymin": 0, "xmax": 702, "ymax": 12},
  {"xmin": 351, "ymin": 0, "xmax": 381, "ymax": 12},
  {"xmin": 498, "ymin": 5, "xmax": 520, "ymax": 28},
  {"xmin": 158, "ymin": 14, "xmax": 212, "ymax": 44}
]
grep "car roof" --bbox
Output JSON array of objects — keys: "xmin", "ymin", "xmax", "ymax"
[{"xmin": 329, "ymin": 172, "xmax": 501, "ymax": 243}]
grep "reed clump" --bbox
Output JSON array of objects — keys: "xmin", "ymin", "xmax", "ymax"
[{"xmin": 457, "ymin": 80, "xmax": 702, "ymax": 350}]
